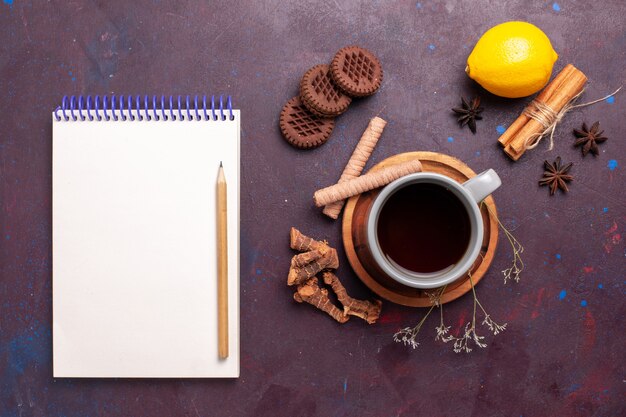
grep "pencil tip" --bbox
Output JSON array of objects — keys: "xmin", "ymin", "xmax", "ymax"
[{"xmin": 220, "ymin": 161, "xmax": 223, "ymax": 167}]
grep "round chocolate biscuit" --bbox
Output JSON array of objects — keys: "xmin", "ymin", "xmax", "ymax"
[
  {"xmin": 299, "ymin": 64, "xmax": 352, "ymax": 117},
  {"xmin": 279, "ymin": 96, "xmax": 335, "ymax": 149},
  {"xmin": 330, "ymin": 46, "xmax": 383, "ymax": 97}
]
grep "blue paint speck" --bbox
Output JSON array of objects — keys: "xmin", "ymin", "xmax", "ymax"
[
  {"xmin": 608, "ymin": 159, "xmax": 618, "ymax": 171},
  {"xmin": 558, "ymin": 289, "xmax": 567, "ymax": 300},
  {"xmin": 552, "ymin": 2, "xmax": 561, "ymax": 11},
  {"xmin": 598, "ymin": 283, "xmax": 603, "ymax": 289},
  {"xmin": 475, "ymin": 151, "xmax": 481, "ymax": 156},
  {"xmin": 566, "ymin": 383, "xmax": 581, "ymax": 394},
  {"xmin": 343, "ymin": 378, "xmax": 348, "ymax": 394},
  {"xmin": 581, "ymin": 300, "xmax": 587, "ymax": 307},
  {"xmin": 447, "ymin": 136, "xmax": 454, "ymax": 143},
  {"xmin": 555, "ymin": 253, "xmax": 561, "ymax": 260},
  {"xmin": 5, "ymin": 234, "xmax": 9, "ymax": 240},
  {"xmin": 606, "ymin": 96, "xmax": 615, "ymax": 104},
  {"xmin": 603, "ymin": 207, "xmax": 608, "ymax": 213},
  {"xmin": 3, "ymin": 0, "xmax": 14, "ymax": 5},
  {"xmin": 255, "ymin": 268, "xmax": 262, "ymax": 275},
  {"xmin": 2, "ymin": 323, "xmax": 49, "ymax": 378},
  {"xmin": 496, "ymin": 125, "xmax": 506, "ymax": 134},
  {"xmin": 428, "ymin": 44, "xmax": 436, "ymax": 51},
  {"xmin": 415, "ymin": 2, "xmax": 422, "ymax": 9}
]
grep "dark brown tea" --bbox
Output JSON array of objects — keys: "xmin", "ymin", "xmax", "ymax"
[{"xmin": 377, "ymin": 182, "xmax": 471, "ymax": 273}]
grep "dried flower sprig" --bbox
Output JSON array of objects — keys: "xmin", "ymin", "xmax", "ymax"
[
  {"xmin": 482, "ymin": 314, "xmax": 507, "ymax": 335},
  {"xmin": 393, "ymin": 303, "xmax": 436, "ymax": 349},
  {"xmin": 450, "ymin": 323, "xmax": 486, "ymax": 353},
  {"xmin": 435, "ymin": 296, "xmax": 452, "ymax": 343},
  {"xmin": 482, "ymin": 202, "xmax": 524, "ymax": 284},
  {"xmin": 393, "ymin": 272, "xmax": 507, "ymax": 353},
  {"xmin": 435, "ymin": 322, "xmax": 452, "ymax": 342},
  {"xmin": 437, "ymin": 272, "xmax": 507, "ymax": 353},
  {"xmin": 393, "ymin": 286, "xmax": 446, "ymax": 349}
]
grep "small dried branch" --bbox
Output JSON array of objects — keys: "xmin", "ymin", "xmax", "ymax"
[
  {"xmin": 437, "ymin": 272, "xmax": 507, "ymax": 353},
  {"xmin": 482, "ymin": 314, "xmax": 507, "ymax": 335},
  {"xmin": 393, "ymin": 286, "xmax": 446, "ymax": 349},
  {"xmin": 393, "ymin": 304, "xmax": 435, "ymax": 349},
  {"xmin": 435, "ymin": 288, "xmax": 453, "ymax": 343},
  {"xmin": 482, "ymin": 202, "xmax": 525, "ymax": 284}
]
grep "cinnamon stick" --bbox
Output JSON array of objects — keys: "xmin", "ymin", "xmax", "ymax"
[
  {"xmin": 498, "ymin": 64, "xmax": 588, "ymax": 161},
  {"xmin": 313, "ymin": 159, "xmax": 423, "ymax": 207},
  {"xmin": 509, "ymin": 69, "xmax": 587, "ymax": 154},
  {"xmin": 498, "ymin": 64, "xmax": 576, "ymax": 147},
  {"xmin": 322, "ymin": 117, "xmax": 386, "ymax": 219}
]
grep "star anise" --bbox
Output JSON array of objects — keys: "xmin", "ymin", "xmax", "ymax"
[
  {"xmin": 452, "ymin": 96, "xmax": 483, "ymax": 134},
  {"xmin": 573, "ymin": 121, "xmax": 607, "ymax": 156},
  {"xmin": 539, "ymin": 157, "xmax": 573, "ymax": 195}
]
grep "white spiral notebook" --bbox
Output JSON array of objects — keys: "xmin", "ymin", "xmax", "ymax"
[{"xmin": 52, "ymin": 95, "xmax": 240, "ymax": 378}]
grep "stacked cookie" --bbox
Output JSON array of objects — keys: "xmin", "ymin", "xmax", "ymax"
[{"xmin": 280, "ymin": 46, "xmax": 383, "ymax": 149}]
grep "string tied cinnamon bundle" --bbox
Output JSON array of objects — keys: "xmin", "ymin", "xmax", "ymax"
[
  {"xmin": 499, "ymin": 64, "xmax": 621, "ymax": 160},
  {"xmin": 522, "ymin": 99, "xmax": 559, "ymax": 141}
]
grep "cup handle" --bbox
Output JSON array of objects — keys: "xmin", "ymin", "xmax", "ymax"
[{"xmin": 462, "ymin": 169, "xmax": 502, "ymax": 203}]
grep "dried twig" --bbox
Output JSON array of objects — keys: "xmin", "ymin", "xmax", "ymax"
[
  {"xmin": 437, "ymin": 272, "xmax": 507, "ymax": 353},
  {"xmin": 393, "ymin": 286, "xmax": 446, "ymax": 349},
  {"xmin": 482, "ymin": 202, "xmax": 525, "ymax": 284}
]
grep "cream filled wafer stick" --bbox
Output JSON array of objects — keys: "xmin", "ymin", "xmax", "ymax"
[
  {"xmin": 322, "ymin": 117, "xmax": 387, "ymax": 219},
  {"xmin": 313, "ymin": 159, "xmax": 422, "ymax": 207}
]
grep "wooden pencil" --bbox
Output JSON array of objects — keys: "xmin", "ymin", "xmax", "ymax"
[{"xmin": 216, "ymin": 162, "xmax": 228, "ymax": 359}]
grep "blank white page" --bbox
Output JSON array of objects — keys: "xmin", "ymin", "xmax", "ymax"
[{"xmin": 52, "ymin": 110, "xmax": 240, "ymax": 377}]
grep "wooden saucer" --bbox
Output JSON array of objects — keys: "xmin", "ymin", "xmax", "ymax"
[{"xmin": 342, "ymin": 151, "xmax": 499, "ymax": 307}]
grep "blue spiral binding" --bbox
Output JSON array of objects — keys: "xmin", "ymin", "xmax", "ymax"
[{"xmin": 54, "ymin": 95, "xmax": 235, "ymax": 122}]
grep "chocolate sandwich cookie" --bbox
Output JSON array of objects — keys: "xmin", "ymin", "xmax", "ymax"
[
  {"xmin": 299, "ymin": 64, "xmax": 352, "ymax": 117},
  {"xmin": 279, "ymin": 96, "xmax": 335, "ymax": 149},
  {"xmin": 330, "ymin": 46, "xmax": 383, "ymax": 97}
]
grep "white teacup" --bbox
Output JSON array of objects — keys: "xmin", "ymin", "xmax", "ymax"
[{"xmin": 365, "ymin": 169, "xmax": 501, "ymax": 289}]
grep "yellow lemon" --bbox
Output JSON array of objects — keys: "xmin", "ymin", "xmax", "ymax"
[{"xmin": 466, "ymin": 21, "xmax": 558, "ymax": 98}]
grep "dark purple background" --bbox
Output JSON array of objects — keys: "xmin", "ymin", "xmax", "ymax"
[{"xmin": 1, "ymin": 1, "xmax": 624, "ymax": 416}]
